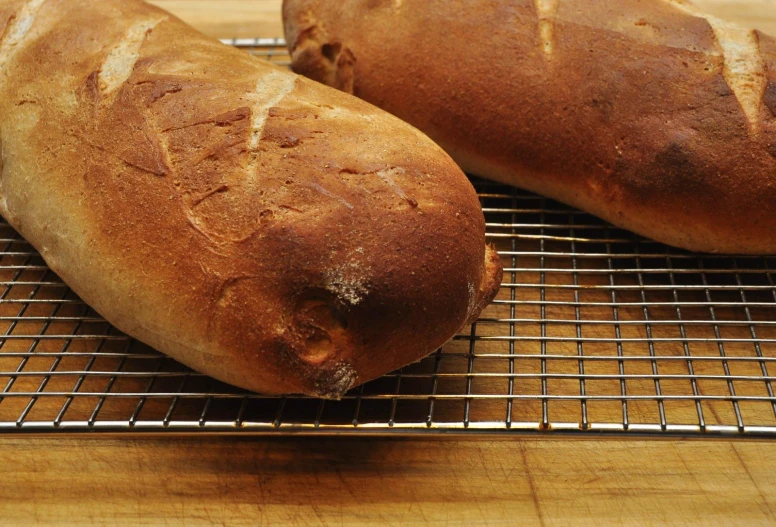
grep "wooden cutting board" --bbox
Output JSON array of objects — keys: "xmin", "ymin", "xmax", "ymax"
[{"xmin": 1, "ymin": 437, "xmax": 775, "ymax": 526}]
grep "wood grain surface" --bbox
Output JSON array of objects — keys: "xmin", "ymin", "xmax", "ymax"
[
  {"xmin": 1, "ymin": 437, "xmax": 775, "ymax": 526},
  {"xmin": 148, "ymin": 0, "xmax": 285, "ymax": 38},
  {"xmin": 3, "ymin": 1, "xmax": 776, "ymax": 526}
]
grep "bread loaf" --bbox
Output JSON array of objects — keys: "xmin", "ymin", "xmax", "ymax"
[
  {"xmin": 283, "ymin": 0, "xmax": 776, "ymax": 254},
  {"xmin": 0, "ymin": 0, "xmax": 501, "ymax": 397}
]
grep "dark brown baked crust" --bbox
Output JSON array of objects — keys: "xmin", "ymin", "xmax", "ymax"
[
  {"xmin": 284, "ymin": 0, "xmax": 776, "ymax": 254},
  {"xmin": 0, "ymin": 0, "xmax": 501, "ymax": 397}
]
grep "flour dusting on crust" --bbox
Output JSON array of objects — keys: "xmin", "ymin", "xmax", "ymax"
[
  {"xmin": 313, "ymin": 361, "xmax": 358, "ymax": 399},
  {"xmin": 325, "ymin": 260, "xmax": 370, "ymax": 306}
]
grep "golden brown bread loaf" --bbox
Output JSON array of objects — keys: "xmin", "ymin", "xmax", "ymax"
[
  {"xmin": 0, "ymin": 0, "xmax": 501, "ymax": 397},
  {"xmin": 284, "ymin": 0, "xmax": 776, "ymax": 254}
]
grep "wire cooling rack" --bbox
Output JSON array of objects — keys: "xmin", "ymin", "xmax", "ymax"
[{"xmin": 0, "ymin": 39, "xmax": 774, "ymax": 436}]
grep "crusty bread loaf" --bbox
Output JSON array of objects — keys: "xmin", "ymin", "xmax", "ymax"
[
  {"xmin": 0, "ymin": 0, "xmax": 501, "ymax": 397},
  {"xmin": 283, "ymin": 0, "xmax": 776, "ymax": 254}
]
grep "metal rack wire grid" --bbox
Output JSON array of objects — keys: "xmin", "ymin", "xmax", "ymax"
[{"xmin": 0, "ymin": 39, "xmax": 775, "ymax": 436}]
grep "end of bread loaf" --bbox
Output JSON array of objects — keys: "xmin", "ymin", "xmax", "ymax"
[
  {"xmin": 283, "ymin": 0, "xmax": 357, "ymax": 94},
  {"xmin": 234, "ymin": 79, "xmax": 503, "ymax": 397},
  {"xmin": 465, "ymin": 244, "xmax": 502, "ymax": 326}
]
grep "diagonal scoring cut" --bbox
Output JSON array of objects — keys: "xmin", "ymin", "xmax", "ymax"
[
  {"xmin": 248, "ymin": 68, "xmax": 298, "ymax": 159},
  {"xmin": 667, "ymin": 0, "xmax": 767, "ymax": 135},
  {"xmin": 533, "ymin": 0, "xmax": 560, "ymax": 57},
  {"xmin": 98, "ymin": 18, "xmax": 164, "ymax": 97},
  {"xmin": 0, "ymin": 0, "xmax": 48, "ymax": 74}
]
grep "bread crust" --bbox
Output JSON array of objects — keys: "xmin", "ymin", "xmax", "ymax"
[
  {"xmin": 284, "ymin": 0, "xmax": 776, "ymax": 254},
  {"xmin": 0, "ymin": 0, "xmax": 501, "ymax": 397}
]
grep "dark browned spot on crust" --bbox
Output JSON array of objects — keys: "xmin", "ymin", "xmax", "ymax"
[
  {"xmin": 320, "ymin": 41, "xmax": 341, "ymax": 63},
  {"xmin": 84, "ymin": 70, "xmax": 101, "ymax": 102},
  {"xmin": 763, "ymin": 84, "xmax": 776, "ymax": 159},
  {"xmin": 294, "ymin": 297, "xmax": 348, "ymax": 365},
  {"xmin": 147, "ymin": 81, "xmax": 184, "ymax": 103},
  {"xmin": 366, "ymin": 0, "xmax": 393, "ymax": 8},
  {"xmin": 313, "ymin": 361, "xmax": 358, "ymax": 399},
  {"xmin": 626, "ymin": 140, "xmax": 706, "ymax": 196},
  {"xmin": 763, "ymin": 81, "xmax": 776, "ymax": 117},
  {"xmin": 278, "ymin": 134, "xmax": 300, "ymax": 148}
]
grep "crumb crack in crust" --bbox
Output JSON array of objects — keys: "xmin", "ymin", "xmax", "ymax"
[
  {"xmin": 304, "ymin": 182, "xmax": 354, "ymax": 209},
  {"xmin": 374, "ymin": 167, "xmax": 416, "ymax": 207}
]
